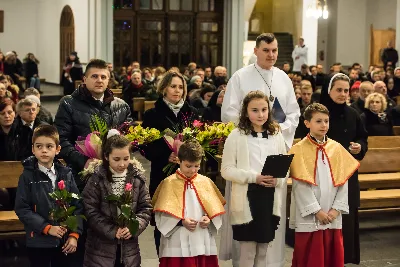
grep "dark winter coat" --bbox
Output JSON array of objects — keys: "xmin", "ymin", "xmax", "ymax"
[
  {"xmin": 381, "ymin": 47, "xmax": 399, "ymax": 69},
  {"xmin": 360, "ymin": 109, "xmax": 393, "ymax": 136},
  {"xmin": 202, "ymin": 89, "xmax": 222, "ymax": 123},
  {"xmin": 23, "ymin": 59, "xmax": 39, "ymax": 81},
  {"xmin": 54, "ymin": 85, "xmax": 132, "ymax": 190},
  {"xmin": 15, "ymin": 157, "xmax": 83, "ymax": 248},
  {"xmin": 3, "ymin": 117, "xmax": 46, "ymax": 161},
  {"xmin": 350, "ymin": 98, "xmax": 366, "ymax": 115},
  {"xmin": 320, "ymin": 95, "xmax": 368, "ymax": 209},
  {"xmin": 141, "ymin": 97, "xmax": 199, "ymax": 197},
  {"xmin": 82, "ymin": 164, "xmax": 152, "ymax": 267}
]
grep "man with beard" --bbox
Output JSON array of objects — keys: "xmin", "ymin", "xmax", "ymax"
[{"xmin": 221, "ymin": 32, "xmax": 300, "ymax": 267}]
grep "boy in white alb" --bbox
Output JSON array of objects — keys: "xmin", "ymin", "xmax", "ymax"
[
  {"xmin": 288, "ymin": 103, "xmax": 360, "ymax": 267},
  {"xmin": 152, "ymin": 140, "xmax": 226, "ymax": 267}
]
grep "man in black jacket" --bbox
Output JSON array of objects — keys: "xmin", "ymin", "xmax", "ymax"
[
  {"xmin": 55, "ymin": 59, "xmax": 132, "ymax": 190},
  {"xmin": 381, "ymin": 41, "xmax": 398, "ymax": 71},
  {"xmin": 350, "ymin": 81, "xmax": 374, "ymax": 115},
  {"xmin": 54, "ymin": 59, "xmax": 131, "ymax": 267}
]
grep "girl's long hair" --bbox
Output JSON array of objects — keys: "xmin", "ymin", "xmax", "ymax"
[
  {"xmin": 101, "ymin": 131, "xmax": 131, "ymax": 183},
  {"xmin": 237, "ymin": 90, "xmax": 279, "ymax": 135}
]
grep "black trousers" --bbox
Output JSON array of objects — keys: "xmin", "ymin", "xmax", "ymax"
[
  {"xmin": 27, "ymin": 246, "xmax": 70, "ymax": 267},
  {"xmin": 154, "ymin": 227, "xmax": 161, "ymax": 256}
]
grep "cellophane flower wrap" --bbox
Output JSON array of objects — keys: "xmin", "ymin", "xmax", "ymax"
[
  {"xmin": 105, "ymin": 183, "xmax": 139, "ymax": 236},
  {"xmin": 48, "ymin": 180, "xmax": 86, "ymax": 233}
]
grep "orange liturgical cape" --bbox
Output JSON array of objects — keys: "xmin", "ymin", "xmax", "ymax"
[
  {"xmin": 288, "ymin": 135, "xmax": 360, "ymax": 187},
  {"xmin": 152, "ymin": 170, "xmax": 226, "ymax": 219}
]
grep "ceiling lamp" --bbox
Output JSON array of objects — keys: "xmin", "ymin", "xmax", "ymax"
[{"xmin": 306, "ymin": 0, "xmax": 329, "ymax": 19}]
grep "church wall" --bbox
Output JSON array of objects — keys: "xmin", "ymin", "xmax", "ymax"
[
  {"xmin": 321, "ymin": 0, "xmax": 397, "ymax": 70},
  {"xmin": 0, "ymin": 0, "xmax": 38, "ymax": 63},
  {"xmin": 0, "ymin": 0, "xmax": 91, "ymax": 84}
]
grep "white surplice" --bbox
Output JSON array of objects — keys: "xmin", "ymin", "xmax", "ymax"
[
  {"xmin": 155, "ymin": 184, "xmax": 222, "ymax": 258},
  {"xmin": 291, "ymin": 45, "xmax": 308, "ymax": 72},
  {"xmin": 221, "ymin": 62, "xmax": 300, "ymax": 149},
  {"xmin": 289, "ymin": 149, "xmax": 349, "ymax": 233}
]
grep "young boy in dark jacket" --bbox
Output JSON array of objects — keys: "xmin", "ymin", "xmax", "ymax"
[{"xmin": 15, "ymin": 125, "xmax": 83, "ymax": 267}]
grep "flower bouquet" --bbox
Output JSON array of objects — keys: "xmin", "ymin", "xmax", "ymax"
[
  {"xmin": 48, "ymin": 180, "xmax": 86, "ymax": 234},
  {"xmin": 105, "ymin": 183, "xmax": 139, "ymax": 237}
]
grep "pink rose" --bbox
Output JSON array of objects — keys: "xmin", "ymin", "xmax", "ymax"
[
  {"xmin": 193, "ymin": 120, "xmax": 203, "ymax": 128},
  {"xmin": 125, "ymin": 183, "xmax": 133, "ymax": 191},
  {"xmin": 58, "ymin": 180, "xmax": 65, "ymax": 190}
]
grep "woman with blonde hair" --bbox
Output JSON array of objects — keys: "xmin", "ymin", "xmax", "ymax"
[{"xmin": 361, "ymin": 92, "xmax": 393, "ymax": 136}]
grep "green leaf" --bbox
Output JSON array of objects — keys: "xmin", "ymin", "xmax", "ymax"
[
  {"xmin": 79, "ymin": 215, "xmax": 87, "ymax": 221},
  {"xmin": 121, "ymin": 204, "xmax": 132, "ymax": 219},
  {"xmin": 127, "ymin": 219, "xmax": 139, "ymax": 237},
  {"xmin": 89, "ymin": 114, "xmax": 109, "ymax": 139},
  {"xmin": 105, "ymin": 194, "xmax": 120, "ymax": 202},
  {"xmin": 67, "ymin": 206, "xmax": 76, "ymax": 215},
  {"xmin": 64, "ymin": 216, "xmax": 78, "ymax": 232}
]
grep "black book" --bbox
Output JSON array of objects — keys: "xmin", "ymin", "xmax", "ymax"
[{"xmin": 261, "ymin": 154, "xmax": 294, "ymax": 178}]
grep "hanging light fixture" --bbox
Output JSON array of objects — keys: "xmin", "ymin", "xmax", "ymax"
[{"xmin": 306, "ymin": 0, "xmax": 329, "ymax": 19}]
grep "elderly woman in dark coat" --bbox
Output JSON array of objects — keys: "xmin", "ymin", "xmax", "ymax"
[
  {"xmin": 361, "ymin": 92, "xmax": 394, "ymax": 136},
  {"xmin": 320, "ymin": 73, "xmax": 368, "ymax": 265},
  {"xmin": 140, "ymin": 70, "xmax": 199, "ymax": 255}
]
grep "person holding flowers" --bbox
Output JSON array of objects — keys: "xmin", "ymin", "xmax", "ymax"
[
  {"xmin": 152, "ymin": 140, "xmax": 226, "ymax": 267},
  {"xmin": 15, "ymin": 125, "xmax": 84, "ymax": 267},
  {"xmin": 82, "ymin": 129, "xmax": 152, "ymax": 267},
  {"xmin": 140, "ymin": 70, "xmax": 199, "ymax": 255}
]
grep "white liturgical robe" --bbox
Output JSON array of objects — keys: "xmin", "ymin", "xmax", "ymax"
[
  {"xmin": 292, "ymin": 45, "xmax": 308, "ymax": 72},
  {"xmin": 221, "ymin": 62, "xmax": 300, "ymax": 149}
]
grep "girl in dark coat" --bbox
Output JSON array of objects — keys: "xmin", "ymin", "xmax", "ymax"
[
  {"xmin": 83, "ymin": 132, "xmax": 152, "ymax": 267},
  {"xmin": 62, "ymin": 52, "xmax": 83, "ymax": 96},
  {"xmin": 320, "ymin": 73, "xmax": 368, "ymax": 265},
  {"xmin": 140, "ymin": 71, "xmax": 199, "ymax": 255},
  {"xmin": 23, "ymin": 53, "xmax": 41, "ymax": 90},
  {"xmin": 361, "ymin": 92, "xmax": 394, "ymax": 136}
]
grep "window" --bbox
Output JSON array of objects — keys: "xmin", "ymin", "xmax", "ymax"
[
  {"xmin": 139, "ymin": 20, "xmax": 163, "ymax": 66},
  {"xmin": 199, "ymin": 22, "xmax": 220, "ymax": 66},
  {"xmin": 113, "ymin": 0, "xmax": 133, "ymax": 9},
  {"xmin": 140, "ymin": 0, "xmax": 163, "ymax": 10},
  {"xmin": 168, "ymin": 19, "xmax": 192, "ymax": 66},
  {"xmin": 114, "ymin": 20, "xmax": 132, "ymax": 67},
  {"xmin": 199, "ymin": 0, "xmax": 215, "ymax": 11},
  {"xmin": 169, "ymin": 0, "xmax": 193, "ymax": 11}
]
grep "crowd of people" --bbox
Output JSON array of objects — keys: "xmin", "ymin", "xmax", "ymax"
[{"xmin": 0, "ymin": 31, "xmax": 399, "ymax": 267}]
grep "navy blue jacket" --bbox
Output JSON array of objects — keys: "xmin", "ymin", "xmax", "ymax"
[{"xmin": 15, "ymin": 156, "xmax": 83, "ymax": 248}]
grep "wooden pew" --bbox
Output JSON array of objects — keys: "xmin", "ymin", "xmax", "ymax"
[
  {"xmin": 133, "ymin": 97, "xmax": 145, "ymax": 121},
  {"xmin": 0, "ymin": 162, "xmax": 25, "ymax": 239},
  {"xmin": 394, "ymin": 126, "xmax": 400, "ymax": 136},
  {"xmin": 144, "ymin": 100, "xmax": 156, "ymax": 112},
  {"xmin": 111, "ymin": 88, "xmax": 123, "ymax": 98}
]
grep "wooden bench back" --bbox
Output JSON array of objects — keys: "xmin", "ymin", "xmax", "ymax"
[
  {"xmin": 0, "ymin": 161, "xmax": 23, "ymax": 188},
  {"xmin": 368, "ymin": 136, "xmax": 400, "ymax": 148},
  {"xmin": 359, "ymin": 148, "xmax": 400, "ymax": 173},
  {"xmin": 394, "ymin": 126, "xmax": 400, "ymax": 136},
  {"xmin": 144, "ymin": 100, "xmax": 156, "ymax": 111},
  {"xmin": 111, "ymin": 89, "xmax": 123, "ymax": 98}
]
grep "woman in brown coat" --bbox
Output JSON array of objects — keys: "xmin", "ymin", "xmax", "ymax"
[{"xmin": 82, "ymin": 132, "xmax": 152, "ymax": 267}]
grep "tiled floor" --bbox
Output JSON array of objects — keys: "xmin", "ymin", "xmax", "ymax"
[{"xmin": 1, "ymin": 84, "xmax": 399, "ymax": 266}]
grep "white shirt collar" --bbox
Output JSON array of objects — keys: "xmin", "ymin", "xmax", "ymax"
[
  {"xmin": 21, "ymin": 119, "xmax": 34, "ymax": 129},
  {"xmin": 38, "ymin": 162, "xmax": 56, "ymax": 175},
  {"xmin": 93, "ymin": 95, "xmax": 104, "ymax": 103},
  {"xmin": 254, "ymin": 61, "xmax": 274, "ymax": 72}
]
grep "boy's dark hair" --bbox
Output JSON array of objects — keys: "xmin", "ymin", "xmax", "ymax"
[
  {"xmin": 200, "ymin": 84, "xmax": 216, "ymax": 99},
  {"xmin": 256, "ymin": 33, "xmax": 276, "ymax": 47},
  {"xmin": 303, "ymin": 103, "xmax": 329, "ymax": 121},
  {"xmin": 238, "ymin": 90, "xmax": 279, "ymax": 135},
  {"xmin": 101, "ymin": 131, "xmax": 131, "ymax": 183},
  {"xmin": 178, "ymin": 140, "xmax": 204, "ymax": 163},
  {"xmin": 32, "ymin": 125, "xmax": 60, "ymax": 146},
  {"xmin": 84, "ymin": 59, "xmax": 108, "ymax": 76}
]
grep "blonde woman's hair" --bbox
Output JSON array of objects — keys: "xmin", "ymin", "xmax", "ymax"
[{"xmin": 364, "ymin": 92, "xmax": 387, "ymax": 112}]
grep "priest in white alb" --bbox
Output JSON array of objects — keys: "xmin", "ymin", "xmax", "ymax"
[{"xmin": 220, "ymin": 32, "xmax": 300, "ymax": 267}]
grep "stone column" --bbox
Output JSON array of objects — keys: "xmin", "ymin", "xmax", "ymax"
[{"xmin": 302, "ymin": 0, "xmax": 318, "ymax": 66}]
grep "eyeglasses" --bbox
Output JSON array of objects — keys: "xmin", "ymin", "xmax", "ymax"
[{"xmin": 23, "ymin": 108, "xmax": 37, "ymax": 113}]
